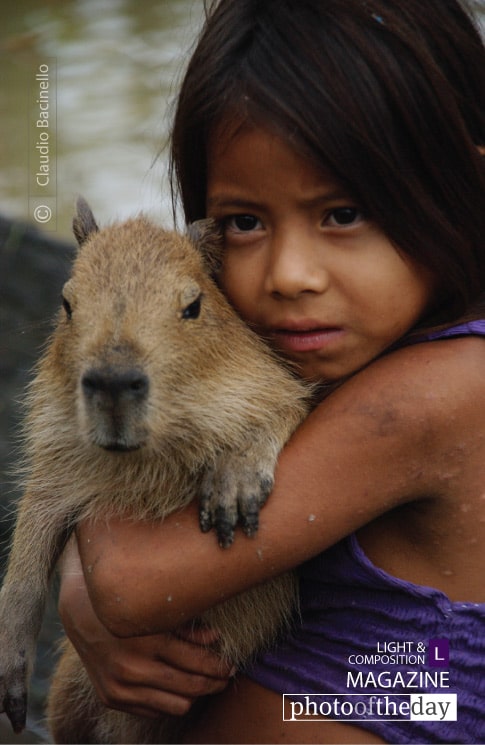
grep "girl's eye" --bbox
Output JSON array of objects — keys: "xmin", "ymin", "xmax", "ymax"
[
  {"xmin": 326, "ymin": 207, "xmax": 364, "ymax": 227},
  {"xmin": 225, "ymin": 214, "xmax": 261, "ymax": 232}
]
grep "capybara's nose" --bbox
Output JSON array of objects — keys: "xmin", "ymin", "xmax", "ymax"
[{"xmin": 82, "ymin": 367, "xmax": 149, "ymax": 403}]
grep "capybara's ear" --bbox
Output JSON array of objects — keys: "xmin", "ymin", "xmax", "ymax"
[
  {"xmin": 188, "ymin": 218, "xmax": 223, "ymax": 276},
  {"xmin": 73, "ymin": 196, "xmax": 99, "ymax": 246}
]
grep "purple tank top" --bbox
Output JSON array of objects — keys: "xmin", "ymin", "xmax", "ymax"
[{"xmin": 247, "ymin": 321, "xmax": 485, "ymax": 744}]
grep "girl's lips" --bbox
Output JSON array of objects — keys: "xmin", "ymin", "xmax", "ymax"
[{"xmin": 269, "ymin": 326, "xmax": 344, "ymax": 353}]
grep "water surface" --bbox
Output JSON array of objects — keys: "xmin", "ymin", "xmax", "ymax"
[{"xmin": 1, "ymin": 0, "xmax": 204, "ymax": 237}]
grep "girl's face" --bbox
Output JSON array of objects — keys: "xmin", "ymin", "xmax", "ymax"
[{"xmin": 207, "ymin": 125, "xmax": 436, "ymax": 382}]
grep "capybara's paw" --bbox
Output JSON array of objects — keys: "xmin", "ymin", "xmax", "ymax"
[
  {"xmin": 199, "ymin": 451, "xmax": 275, "ymax": 547},
  {"xmin": 0, "ymin": 645, "xmax": 28, "ymax": 734}
]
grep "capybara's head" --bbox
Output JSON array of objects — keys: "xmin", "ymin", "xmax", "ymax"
[{"xmin": 58, "ymin": 198, "xmax": 236, "ymax": 453}]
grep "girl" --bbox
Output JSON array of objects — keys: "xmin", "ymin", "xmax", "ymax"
[{"xmin": 59, "ymin": 0, "xmax": 485, "ymax": 742}]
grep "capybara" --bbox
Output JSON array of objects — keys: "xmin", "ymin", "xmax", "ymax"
[{"xmin": 0, "ymin": 198, "xmax": 311, "ymax": 742}]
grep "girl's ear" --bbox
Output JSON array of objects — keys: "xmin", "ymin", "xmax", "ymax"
[
  {"xmin": 188, "ymin": 218, "xmax": 223, "ymax": 276},
  {"xmin": 73, "ymin": 196, "xmax": 99, "ymax": 247}
]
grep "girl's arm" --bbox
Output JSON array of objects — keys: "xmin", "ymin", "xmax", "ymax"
[
  {"xmin": 79, "ymin": 343, "xmax": 459, "ymax": 638},
  {"xmin": 58, "ymin": 538, "xmax": 234, "ymax": 718}
]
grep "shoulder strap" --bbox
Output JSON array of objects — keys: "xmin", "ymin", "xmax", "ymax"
[
  {"xmin": 424, "ymin": 320, "xmax": 485, "ymax": 341},
  {"xmin": 392, "ymin": 319, "xmax": 485, "ymax": 352}
]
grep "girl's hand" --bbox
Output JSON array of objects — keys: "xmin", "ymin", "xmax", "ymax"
[{"xmin": 57, "ymin": 537, "xmax": 233, "ymax": 719}]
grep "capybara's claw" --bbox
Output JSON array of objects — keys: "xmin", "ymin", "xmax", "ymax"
[
  {"xmin": 199, "ymin": 502, "xmax": 212, "ymax": 533},
  {"xmin": 214, "ymin": 507, "xmax": 236, "ymax": 548},
  {"xmin": 240, "ymin": 497, "xmax": 260, "ymax": 537},
  {"xmin": 4, "ymin": 691, "xmax": 27, "ymax": 734}
]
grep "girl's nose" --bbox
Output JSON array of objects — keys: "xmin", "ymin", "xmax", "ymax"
[{"xmin": 264, "ymin": 229, "xmax": 329, "ymax": 299}]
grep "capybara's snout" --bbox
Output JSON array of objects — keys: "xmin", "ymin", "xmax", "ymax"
[
  {"xmin": 81, "ymin": 366, "xmax": 149, "ymax": 404},
  {"xmin": 80, "ymin": 363, "xmax": 149, "ymax": 452}
]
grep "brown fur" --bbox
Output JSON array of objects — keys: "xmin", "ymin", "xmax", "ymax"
[{"xmin": 0, "ymin": 200, "xmax": 310, "ymax": 742}]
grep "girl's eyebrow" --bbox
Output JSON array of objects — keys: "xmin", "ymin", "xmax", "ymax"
[
  {"xmin": 207, "ymin": 190, "xmax": 353, "ymax": 212},
  {"xmin": 206, "ymin": 196, "xmax": 263, "ymax": 212}
]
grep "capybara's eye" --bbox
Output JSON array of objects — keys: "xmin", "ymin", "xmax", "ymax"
[
  {"xmin": 182, "ymin": 294, "xmax": 202, "ymax": 320},
  {"xmin": 62, "ymin": 296, "xmax": 73, "ymax": 320}
]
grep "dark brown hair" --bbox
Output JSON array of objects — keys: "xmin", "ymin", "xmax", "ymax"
[{"xmin": 170, "ymin": 0, "xmax": 485, "ymax": 324}]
